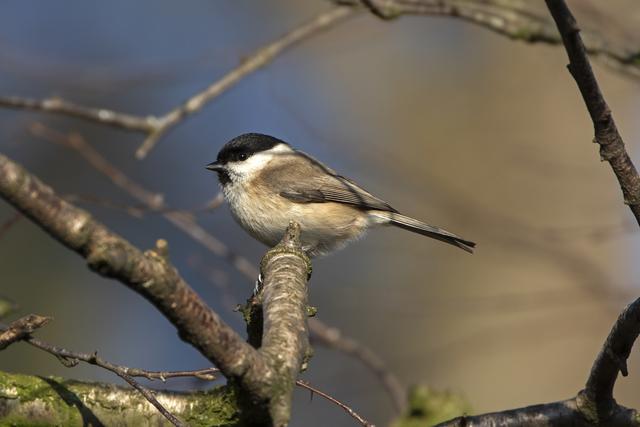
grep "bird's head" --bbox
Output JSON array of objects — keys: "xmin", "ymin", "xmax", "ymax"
[{"xmin": 206, "ymin": 133, "xmax": 291, "ymax": 185}]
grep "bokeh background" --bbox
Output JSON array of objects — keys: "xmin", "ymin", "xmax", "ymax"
[{"xmin": 1, "ymin": 1, "xmax": 640, "ymax": 426}]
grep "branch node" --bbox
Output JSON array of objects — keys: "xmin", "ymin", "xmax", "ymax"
[
  {"xmin": 154, "ymin": 238, "xmax": 170, "ymax": 259},
  {"xmin": 606, "ymin": 346, "xmax": 629, "ymax": 377}
]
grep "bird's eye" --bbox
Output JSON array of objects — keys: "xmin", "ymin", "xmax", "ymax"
[{"xmin": 238, "ymin": 153, "xmax": 248, "ymax": 161}]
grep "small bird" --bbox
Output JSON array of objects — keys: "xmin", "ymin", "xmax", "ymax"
[{"xmin": 206, "ymin": 133, "xmax": 475, "ymax": 257}]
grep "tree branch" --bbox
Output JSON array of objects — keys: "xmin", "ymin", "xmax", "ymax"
[
  {"xmin": 133, "ymin": 6, "xmax": 355, "ymax": 158},
  {"xmin": 0, "ymin": 313, "xmax": 50, "ymax": 350},
  {"xmin": 435, "ymin": 298, "xmax": 640, "ymax": 426},
  {"xmin": 432, "ymin": 1, "xmax": 640, "ymax": 424},
  {"xmin": 337, "ymin": 0, "xmax": 640, "ymax": 79},
  {"xmin": 257, "ymin": 222, "xmax": 311, "ymax": 425},
  {"xmin": 0, "ymin": 152, "xmax": 318, "ymax": 424},
  {"xmin": 0, "ymin": 6, "xmax": 355, "ymax": 159},
  {"xmin": 0, "ymin": 153, "xmax": 269, "ymax": 388},
  {"xmin": 1, "ymin": 314, "xmax": 375, "ymax": 426},
  {"xmin": 544, "ymin": 0, "xmax": 640, "ymax": 226},
  {"xmin": 0, "ymin": 370, "xmax": 241, "ymax": 426}
]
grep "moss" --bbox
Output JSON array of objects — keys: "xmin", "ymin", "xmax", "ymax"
[
  {"xmin": 391, "ymin": 385, "xmax": 470, "ymax": 427},
  {"xmin": 0, "ymin": 371, "xmax": 245, "ymax": 426}
]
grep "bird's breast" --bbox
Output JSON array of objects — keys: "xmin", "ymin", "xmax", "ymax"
[
  {"xmin": 222, "ymin": 179, "xmax": 371, "ymax": 255},
  {"xmin": 223, "ymin": 181, "xmax": 290, "ymax": 247}
]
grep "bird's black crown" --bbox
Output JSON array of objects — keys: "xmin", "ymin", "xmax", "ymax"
[{"xmin": 216, "ymin": 133, "xmax": 288, "ymax": 164}]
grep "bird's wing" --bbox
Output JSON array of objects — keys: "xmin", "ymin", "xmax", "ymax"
[{"xmin": 273, "ymin": 151, "xmax": 397, "ymax": 213}]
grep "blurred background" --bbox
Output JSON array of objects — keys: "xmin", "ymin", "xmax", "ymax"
[{"xmin": 1, "ymin": 1, "xmax": 640, "ymax": 426}]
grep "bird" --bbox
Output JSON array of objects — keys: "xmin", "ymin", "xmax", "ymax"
[{"xmin": 206, "ymin": 133, "xmax": 475, "ymax": 257}]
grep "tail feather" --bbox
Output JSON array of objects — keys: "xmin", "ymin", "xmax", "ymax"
[{"xmin": 372, "ymin": 212, "xmax": 476, "ymax": 253}]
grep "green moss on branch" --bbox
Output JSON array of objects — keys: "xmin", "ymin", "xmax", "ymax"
[{"xmin": 0, "ymin": 371, "xmax": 244, "ymax": 426}]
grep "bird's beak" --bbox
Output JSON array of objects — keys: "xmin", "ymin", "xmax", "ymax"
[{"xmin": 206, "ymin": 161, "xmax": 224, "ymax": 172}]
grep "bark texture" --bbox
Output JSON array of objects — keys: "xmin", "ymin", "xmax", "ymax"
[{"xmin": 0, "ymin": 371, "xmax": 241, "ymax": 427}]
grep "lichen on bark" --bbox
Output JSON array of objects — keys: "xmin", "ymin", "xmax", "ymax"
[{"xmin": 0, "ymin": 371, "xmax": 245, "ymax": 426}]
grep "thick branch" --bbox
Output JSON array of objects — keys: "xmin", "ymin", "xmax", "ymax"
[
  {"xmin": 258, "ymin": 222, "xmax": 311, "ymax": 426},
  {"xmin": 0, "ymin": 153, "xmax": 267, "ymax": 384},
  {"xmin": 0, "ymin": 371, "xmax": 240, "ymax": 427},
  {"xmin": 434, "ymin": 295, "xmax": 640, "ymax": 426},
  {"xmin": 584, "ymin": 298, "xmax": 640, "ymax": 418},
  {"xmin": 435, "ymin": 397, "xmax": 639, "ymax": 427}
]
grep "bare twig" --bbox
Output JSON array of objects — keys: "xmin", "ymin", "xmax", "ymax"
[
  {"xmin": 0, "ymin": 211, "xmax": 22, "ymax": 240},
  {"xmin": 0, "ymin": 318, "xmax": 194, "ymax": 426},
  {"xmin": 30, "ymin": 123, "xmax": 406, "ymax": 413},
  {"xmin": 30, "ymin": 123, "xmax": 257, "ymax": 278},
  {"xmin": 338, "ymin": 0, "xmax": 640, "ymax": 79},
  {"xmin": 0, "ymin": 96, "xmax": 157, "ymax": 132},
  {"xmin": 63, "ymin": 192, "xmax": 224, "ymax": 218},
  {"xmin": 308, "ymin": 321, "xmax": 406, "ymax": 413},
  {"xmin": 296, "ymin": 380, "xmax": 375, "ymax": 427},
  {"xmin": 134, "ymin": 6, "xmax": 355, "ymax": 158},
  {"xmin": 0, "ymin": 7, "xmax": 355, "ymax": 159},
  {"xmin": 0, "ymin": 314, "xmax": 50, "ymax": 350}
]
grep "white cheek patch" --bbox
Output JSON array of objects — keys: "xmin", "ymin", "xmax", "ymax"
[{"xmin": 227, "ymin": 143, "xmax": 292, "ymax": 181}]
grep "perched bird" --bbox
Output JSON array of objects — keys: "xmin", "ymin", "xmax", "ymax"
[{"xmin": 206, "ymin": 133, "xmax": 475, "ymax": 257}]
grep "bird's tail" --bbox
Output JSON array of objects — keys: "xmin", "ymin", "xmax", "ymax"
[{"xmin": 371, "ymin": 211, "xmax": 476, "ymax": 253}]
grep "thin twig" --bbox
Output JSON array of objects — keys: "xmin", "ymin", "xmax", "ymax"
[
  {"xmin": 1, "ymin": 317, "xmax": 370, "ymax": 427},
  {"xmin": 0, "ymin": 96, "xmax": 157, "ymax": 132},
  {"xmin": 29, "ymin": 123, "xmax": 257, "ymax": 278},
  {"xmin": 0, "ymin": 314, "xmax": 51, "ymax": 350},
  {"xmin": 0, "ymin": 211, "xmax": 23, "ymax": 240},
  {"xmin": 134, "ymin": 6, "xmax": 355, "ymax": 158},
  {"xmin": 0, "ymin": 317, "xmax": 189, "ymax": 426},
  {"xmin": 0, "ymin": 7, "xmax": 355, "ymax": 159},
  {"xmin": 338, "ymin": 0, "xmax": 640, "ymax": 79},
  {"xmin": 308, "ymin": 321, "xmax": 406, "ymax": 413},
  {"xmin": 63, "ymin": 192, "xmax": 224, "ymax": 218},
  {"xmin": 296, "ymin": 380, "xmax": 375, "ymax": 427}
]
